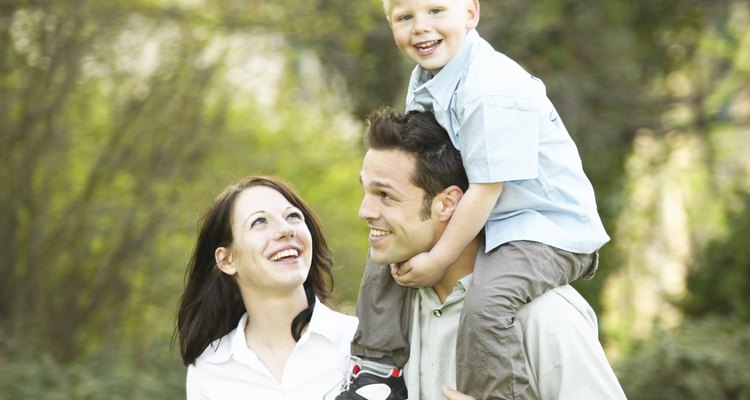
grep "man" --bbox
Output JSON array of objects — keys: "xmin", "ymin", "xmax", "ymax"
[{"xmin": 344, "ymin": 107, "xmax": 626, "ymax": 400}]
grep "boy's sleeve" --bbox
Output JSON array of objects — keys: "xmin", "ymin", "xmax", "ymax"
[{"xmin": 458, "ymin": 96, "xmax": 540, "ymax": 184}]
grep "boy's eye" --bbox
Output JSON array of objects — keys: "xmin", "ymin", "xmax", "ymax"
[
  {"xmin": 429, "ymin": 8, "xmax": 443, "ymax": 15},
  {"xmin": 396, "ymin": 14, "xmax": 413, "ymax": 22}
]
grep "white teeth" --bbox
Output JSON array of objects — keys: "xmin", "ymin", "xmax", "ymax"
[
  {"xmin": 416, "ymin": 40, "xmax": 438, "ymax": 49},
  {"xmin": 270, "ymin": 249, "xmax": 299, "ymax": 261},
  {"xmin": 370, "ymin": 228, "xmax": 389, "ymax": 237}
]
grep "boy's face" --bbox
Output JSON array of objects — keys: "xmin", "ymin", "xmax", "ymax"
[{"xmin": 387, "ymin": 0, "xmax": 479, "ymax": 74}]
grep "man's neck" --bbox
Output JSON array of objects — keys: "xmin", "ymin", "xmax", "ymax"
[{"xmin": 431, "ymin": 238, "xmax": 479, "ymax": 303}]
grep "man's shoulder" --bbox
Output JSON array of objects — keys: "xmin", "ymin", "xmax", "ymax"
[
  {"xmin": 516, "ymin": 285, "xmax": 598, "ymax": 334},
  {"xmin": 516, "ymin": 289, "xmax": 628, "ymax": 399}
]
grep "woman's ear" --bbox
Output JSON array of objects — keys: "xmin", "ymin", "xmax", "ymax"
[
  {"xmin": 215, "ymin": 247, "xmax": 236, "ymax": 275},
  {"xmin": 434, "ymin": 185, "xmax": 465, "ymax": 221}
]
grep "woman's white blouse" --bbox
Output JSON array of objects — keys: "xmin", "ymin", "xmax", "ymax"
[{"xmin": 186, "ymin": 300, "xmax": 357, "ymax": 400}]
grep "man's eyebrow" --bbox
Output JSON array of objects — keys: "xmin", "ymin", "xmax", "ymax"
[{"xmin": 362, "ymin": 179, "xmax": 403, "ymax": 196}]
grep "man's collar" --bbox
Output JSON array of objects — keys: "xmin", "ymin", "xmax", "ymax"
[
  {"xmin": 420, "ymin": 272, "xmax": 474, "ymax": 306},
  {"xmin": 457, "ymin": 273, "xmax": 473, "ymax": 292}
]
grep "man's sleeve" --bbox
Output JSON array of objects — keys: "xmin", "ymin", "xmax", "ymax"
[{"xmin": 518, "ymin": 285, "xmax": 628, "ymax": 400}]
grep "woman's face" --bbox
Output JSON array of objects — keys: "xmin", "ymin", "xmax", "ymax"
[{"xmin": 217, "ymin": 186, "xmax": 313, "ymax": 294}]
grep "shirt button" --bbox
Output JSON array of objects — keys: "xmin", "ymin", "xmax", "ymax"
[{"xmin": 433, "ymin": 309, "xmax": 442, "ymax": 317}]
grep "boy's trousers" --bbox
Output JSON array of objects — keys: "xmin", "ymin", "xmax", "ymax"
[{"xmin": 350, "ymin": 240, "xmax": 598, "ymax": 399}]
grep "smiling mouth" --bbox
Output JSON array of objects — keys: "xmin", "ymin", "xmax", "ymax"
[
  {"xmin": 269, "ymin": 248, "xmax": 299, "ymax": 261},
  {"xmin": 414, "ymin": 40, "xmax": 441, "ymax": 52},
  {"xmin": 370, "ymin": 228, "xmax": 389, "ymax": 237}
]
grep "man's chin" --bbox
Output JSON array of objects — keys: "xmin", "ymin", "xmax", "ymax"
[
  {"xmin": 369, "ymin": 253, "xmax": 398, "ymax": 267},
  {"xmin": 370, "ymin": 257, "xmax": 392, "ymax": 266}
]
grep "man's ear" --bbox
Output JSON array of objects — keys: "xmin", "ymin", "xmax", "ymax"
[
  {"xmin": 466, "ymin": 0, "xmax": 480, "ymax": 30},
  {"xmin": 434, "ymin": 185, "xmax": 465, "ymax": 221},
  {"xmin": 215, "ymin": 247, "xmax": 236, "ymax": 276}
]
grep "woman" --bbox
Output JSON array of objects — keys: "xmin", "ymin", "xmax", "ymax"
[{"xmin": 174, "ymin": 176, "xmax": 357, "ymax": 399}]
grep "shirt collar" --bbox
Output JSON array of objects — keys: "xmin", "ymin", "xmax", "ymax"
[
  {"xmin": 204, "ymin": 297, "xmax": 340, "ymax": 364},
  {"xmin": 408, "ymin": 29, "xmax": 480, "ymax": 110},
  {"xmin": 456, "ymin": 272, "xmax": 473, "ymax": 292},
  {"xmin": 202, "ymin": 313, "xmax": 247, "ymax": 364},
  {"xmin": 418, "ymin": 272, "xmax": 475, "ymax": 308}
]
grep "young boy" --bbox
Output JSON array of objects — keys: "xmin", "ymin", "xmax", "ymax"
[{"xmin": 338, "ymin": 0, "xmax": 609, "ymax": 399}]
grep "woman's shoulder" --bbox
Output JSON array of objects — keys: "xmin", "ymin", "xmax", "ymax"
[
  {"xmin": 318, "ymin": 301, "xmax": 357, "ymax": 322},
  {"xmin": 322, "ymin": 302, "xmax": 356, "ymax": 321},
  {"xmin": 312, "ymin": 301, "xmax": 358, "ymax": 342},
  {"xmin": 193, "ymin": 315, "xmax": 247, "ymax": 366},
  {"xmin": 192, "ymin": 332, "xmax": 235, "ymax": 367}
]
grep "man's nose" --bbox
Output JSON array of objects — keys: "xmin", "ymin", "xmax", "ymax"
[{"xmin": 358, "ymin": 195, "xmax": 376, "ymax": 221}]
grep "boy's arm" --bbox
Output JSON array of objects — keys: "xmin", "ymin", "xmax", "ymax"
[
  {"xmin": 393, "ymin": 182, "xmax": 502, "ymax": 288},
  {"xmin": 442, "ymin": 386, "xmax": 476, "ymax": 400}
]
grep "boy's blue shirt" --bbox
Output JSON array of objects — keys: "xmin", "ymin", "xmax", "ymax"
[{"xmin": 405, "ymin": 29, "xmax": 609, "ymax": 254}]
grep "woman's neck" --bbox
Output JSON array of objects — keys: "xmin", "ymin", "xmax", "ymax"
[{"xmin": 242, "ymin": 287, "xmax": 310, "ymax": 381}]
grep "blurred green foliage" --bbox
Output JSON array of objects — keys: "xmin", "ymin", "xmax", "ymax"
[
  {"xmin": 684, "ymin": 193, "xmax": 750, "ymax": 322},
  {"xmin": 1, "ymin": 0, "xmax": 749, "ymax": 398},
  {"xmin": 617, "ymin": 317, "xmax": 750, "ymax": 400}
]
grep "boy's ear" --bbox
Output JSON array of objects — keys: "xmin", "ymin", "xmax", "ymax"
[
  {"xmin": 434, "ymin": 185, "xmax": 465, "ymax": 221},
  {"xmin": 215, "ymin": 247, "xmax": 236, "ymax": 276},
  {"xmin": 466, "ymin": 0, "xmax": 480, "ymax": 30}
]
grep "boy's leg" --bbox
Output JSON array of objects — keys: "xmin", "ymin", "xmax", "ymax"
[
  {"xmin": 350, "ymin": 254, "xmax": 413, "ymax": 367},
  {"xmin": 456, "ymin": 241, "xmax": 595, "ymax": 400},
  {"xmin": 336, "ymin": 254, "xmax": 411, "ymax": 400}
]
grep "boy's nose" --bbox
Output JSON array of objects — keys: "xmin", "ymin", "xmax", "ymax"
[{"xmin": 412, "ymin": 14, "xmax": 430, "ymax": 33}]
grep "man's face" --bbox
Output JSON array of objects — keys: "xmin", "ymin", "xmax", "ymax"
[
  {"xmin": 359, "ymin": 149, "xmax": 442, "ymax": 265},
  {"xmin": 387, "ymin": 0, "xmax": 478, "ymax": 74}
]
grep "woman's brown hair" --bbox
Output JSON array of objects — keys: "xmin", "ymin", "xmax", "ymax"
[{"xmin": 173, "ymin": 176, "xmax": 334, "ymax": 366}]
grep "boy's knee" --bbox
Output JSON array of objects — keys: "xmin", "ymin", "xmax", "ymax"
[{"xmin": 464, "ymin": 284, "xmax": 523, "ymax": 318}]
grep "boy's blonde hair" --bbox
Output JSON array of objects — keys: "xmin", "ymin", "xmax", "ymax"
[{"xmin": 382, "ymin": 0, "xmax": 479, "ymax": 18}]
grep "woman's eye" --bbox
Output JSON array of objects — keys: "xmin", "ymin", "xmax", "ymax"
[
  {"xmin": 250, "ymin": 217, "xmax": 267, "ymax": 228},
  {"xmin": 287, "ymin": 211, "xmax": 304, "ymax": 221}
]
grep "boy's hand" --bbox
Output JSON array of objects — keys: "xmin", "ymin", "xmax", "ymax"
[
  {"xmin": 390, "ymin": 251, "xmax": 446, "ymax": 288},
  {"xmin": 442, "ymin": 386, "xmax": 476, "ymax": 400}
]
